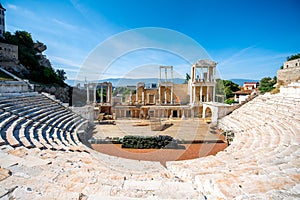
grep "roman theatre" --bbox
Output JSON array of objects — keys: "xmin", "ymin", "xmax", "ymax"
[{"xmin": 0, "ymin": 59, "xmax": 299, "ymax": 199}]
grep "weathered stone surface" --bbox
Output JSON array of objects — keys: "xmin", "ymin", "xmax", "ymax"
[
  {"xmin": 0, "ymin": 84, "xmax": 300, "ymax": 199},
  {"xmin": 0, "ymin": 168, "xmax": 11, "ymax": 181}
]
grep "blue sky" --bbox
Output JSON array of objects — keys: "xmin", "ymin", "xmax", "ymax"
[{"xmin": 2, "ymin": 0, "xmax": 300, "ymax": 81}]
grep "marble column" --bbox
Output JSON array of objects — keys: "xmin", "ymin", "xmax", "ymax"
[
  {"xmin": 93, "ymin": 85, "xmax": 96, "ymax": 103},
  {"xmin": 107, "ymin": 85, "xmax": 110, "ymax": 104},
  {"xmin": 164, "ymin": 90, "xmax": 167, "ymax": 104},
  {"xmin": 200, "ymin": 86, "xmax": 203, "ymax": 103},
  {"xmin": 213, "ymin": 86, "xmax": 215, "ymax": 102},
  {"xmin": 86, "ymin": 84, "xmax": 90, "ymax": 104},
  {"xmin": 206, "ymin": 86, "xmax": 209, "ymax": 102},
  {"xmin": 193, "ymin": 86, "xmax": 196, "ymax": 104},
  {"xmin": 171, "ymin": 86, "xmax": 173, "ymax": 104},
  {"xmin": 158, "ymin": 86, "xmax": 161, "ymax": 104},
  {"xmin": 100, "ymin": 86, "xmax": 103, "ymax": 104},
  {"xmin": 130, "ymin": 91, "xmax": 132, "ymax": 104}
]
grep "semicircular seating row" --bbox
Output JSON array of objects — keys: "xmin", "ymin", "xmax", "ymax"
[
  {"xmin": 167, "ymin": 94, "xmax": 300, "ymax": 199},
  {"xmin": 0, "ymin": 93, "xmax": 90, "ymax": 152}
]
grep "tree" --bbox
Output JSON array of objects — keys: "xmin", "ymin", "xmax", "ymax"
[
  {"xmin": 259, "ymin": 76, "xmax": 277, "ymax": 93},
  {"xmin": 56, "ymin": 69, "xmax": 67, "ymax": 81},
  {"xmin": 286, "ymin": 53, "xmax": 300, "ymax": 61},
  {"xmin": 222, "ymin": 80, "xmax": 240, "ymax": 99},
  {"xmin": 184, "ymin": 73, "xmax": 191, "ymax": 83},
  {"xmin": 2, "ymin": 30, "xmax": 67, "ymax": 86},
  {"xmin": 5, "ymin": 31, "xmax": 39, "ymax": 70}
]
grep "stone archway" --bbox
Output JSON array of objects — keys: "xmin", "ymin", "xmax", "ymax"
[
  {"xmin": 202, "ymin": 103, "xmax": 217, "ymax": 123},
  {"xmin": 204, "ymin": 107, "xmax": 212, "ymax": 118}
]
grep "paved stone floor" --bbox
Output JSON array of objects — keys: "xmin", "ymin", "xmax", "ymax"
[{"xmin": 92, "ymin": 118, "xmax": 221, "ymax": 141}]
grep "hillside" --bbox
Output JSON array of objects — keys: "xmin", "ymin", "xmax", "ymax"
[{"xmin": 0, "ymin": 31, "xmax": 66, "ymax": 87}]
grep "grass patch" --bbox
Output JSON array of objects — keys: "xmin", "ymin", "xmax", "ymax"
[{"xmin": 0, "ymin": 70, "xmax": 15, "ymax": 81}]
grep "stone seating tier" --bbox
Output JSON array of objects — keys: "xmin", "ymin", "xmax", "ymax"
[
  {"xmin": 0, "ymin": 91, "xmax": 299, "ymax": 199},
  {"xmin": 0, "ymin": 93, "xmax": 89, "ymax": 151},
  {"xmin": 167, "ymin": 93, "xmax": 300, "ymax": 198}
]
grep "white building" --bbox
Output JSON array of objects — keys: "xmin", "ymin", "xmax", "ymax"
[{"xmin": 0, "ymin": 3, "xmax": 6, "ymax": 38}]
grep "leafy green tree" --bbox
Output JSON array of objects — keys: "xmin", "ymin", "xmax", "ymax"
[
  {"xmin": 3, "ymin": 30, "xmax": 67, "ymax": 86},
  {"xmin": 223, "ymin": 80, "xmax": 240, "ymax": 99},
  {"xmin": 286, "ymin": 53, "xmax": 300, "ymax": 61},
  {"xmin": 215, "ymin": 79, "xmax": 226, "ymax": 102},
  {"xmin": 56, "ymin": 69, "xmax": 67, "ymax": 81},
  {"xmin": 259, "ymin": 76, "xmax": 277, "ymax": 93}
]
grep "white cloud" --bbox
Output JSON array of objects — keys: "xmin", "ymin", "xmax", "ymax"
[
  {"xmin": 215, "ymin": 48, "xmax": 290, "ymax": 80},
  {"xmin": 50, "ymin": 55, "xmax": 82, "ymax": 68},
  {"xmin": 51, "ymin": 19, "xmax": 77, "ymax": 30},
  {"xmin": 7, "ymin": 4, "xmax": 17, "ymax": 10}
]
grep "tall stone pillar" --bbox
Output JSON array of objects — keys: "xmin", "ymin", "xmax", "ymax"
[
  {"xmin": 193, "ymin": 86, "xmax": 196, "ymax": 104},
  {"xmin": 107, "ymin": 85, "xmax": 110, "ymax": 104},
  {"xmin": 130, "ymin": 91, "xmax": 132, "ymax": 104},
  {"xmin": 206, "ymin": 86, "xmax": 209, "ymax": 102},
  {"xmin": 171, "ymin": 86, "xmax": 173, "ymax": 104},
  {"xmin": 213, "ymin": 86, "xmax": 215, "ymax": 102},
  {"xmin": 142, "ymin": 91, "xmax": 145, "ymax": 104},
  {"xmin": 207, "ymin": 66, "xmax": 210, "ymax": 82},
  {"xmin": 93, "ymin": 85, "xmax": 96, "ymax": 103},
  {"xmin": 100, "ymin": 85, "xmax": 103, "ymax": 103},
  {"xmin": 86, "ymin": 84, "xmax": 90, "ymax": 104},
  {"xmin": 200, "ymin": 86, "xmax": 203, "ymax": 103},
  {"xmin": 158, "ymin": 86, "xmax": 161, "ymax": 104},
  {"xmin": 164, "ymin": 90, "xmax": 167, "ymax": 104}
]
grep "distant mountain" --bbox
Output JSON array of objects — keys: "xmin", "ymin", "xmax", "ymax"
[
  {"xmin": 66, "ymin": 78, "xmax": 186, "ymax": 87},
  {"xmin": 230, "ymin": 79, "xmax": 260, "ymax": 86}
]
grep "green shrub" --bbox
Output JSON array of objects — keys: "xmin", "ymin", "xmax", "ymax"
[{"xmin": 121, "ymin": 135, "xmax": 176, "ymax": 149}]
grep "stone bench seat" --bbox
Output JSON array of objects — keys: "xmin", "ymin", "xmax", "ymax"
[
  {"xmin": 61, "ymin": 116, "xmax": 82, "ymax": 146},
  {"xmin": 0, "ymin": 133, "xmax": 5, "ymax": 145},
  {"xmin": 58, "ymin": 115, "xmax": 81, "ymax": 146},
  {"xmin": 34, "ymin": 124, "xmax": 53, "ymax": 149},
  {"xmin": 31, "ymin": 108, "xmax": 66, "ymax": 122},
  {"xmin": 28, "ymin": 122, "xmax": 49, "ymax": 149},
  {"xmin": 0, "ymin": 114, "xmax": 18, "ymax": 135},
  {"xmin": 51, "ymin": 128, "xmax": 70, "ymax": 150},
  {"xmin": 23, "ymin": 105, "xmax": 62, "ymax": 120},
  {"xmin": 9, "ymin": 101, "xmax": 47, "ymax": 114},
  {"xmin": 0, "ymin": 112, "xmax": 11, "ymax": 122},
  {"xmin": 5, "ymin": 117, "xmax": 26, "ymax": 147},
  {"xmin": 18, "ymin": 103, "xmax": 59, "ymax": 117},
  {"xmin": 19, "ymin": 119, "xmax": 35, "ymax": 148},
  {"xmin": 68, "ymin": 118, "xmax": 88, "ymax": 143},
  {"xmin": 55, "ymin": 113, "xmax": 78, "ymax": 130}
]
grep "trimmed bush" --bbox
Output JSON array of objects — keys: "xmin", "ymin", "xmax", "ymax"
[{"xmin": 121, "ymin": 135, "xmax": 179, "ymax": 149}]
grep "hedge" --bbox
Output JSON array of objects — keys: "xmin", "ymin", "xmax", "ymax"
[{"xmin": 121, "ymin": 135, "xmax": 182, "ymax": 149}]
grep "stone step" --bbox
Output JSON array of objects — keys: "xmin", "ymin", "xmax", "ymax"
[{"xmin": 5, "ymin": 117, "xmax": 25, "ymax": 147}]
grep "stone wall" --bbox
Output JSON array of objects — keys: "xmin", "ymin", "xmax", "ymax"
[
  {"xmin": 283, "ymin": 58, "xmax": 300, "ymax": 69},
  {"xmin": 174, "ymin": 84, "xmax": 188, "ymax": 104},
  {"xmin": 277, "ymin": 67, "xmax": 300, "ymax": 85},
  {"xmin": 0, "ymin": 81, "xmax": 30, "ymax": 93},
  {"xmin": 0, "ymin": 42, "xmax": 18, "ymax": 61},
  {"xmin": 34, "ymin": 85, "xmax": 71, "ymax": 103}
]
